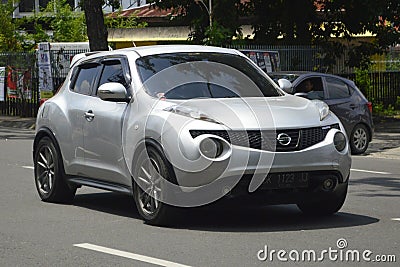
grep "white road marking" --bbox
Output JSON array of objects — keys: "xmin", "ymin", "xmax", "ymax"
[
  {"xmin": 22, "ymin": 166, "xmax": 34, "ymax": 170},
  {"xmin": 350, "ymin": 168, "xmax": 391, "ymax": 175},
  {"xmin": 391, "ymin": 218, "xmax": 400, "ymax": 222},
  {"xmin": 74, "ymin": 243, "xmax": 192, "ymax": 267}
]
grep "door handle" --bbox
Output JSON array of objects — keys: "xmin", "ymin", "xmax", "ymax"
[
  {"xmin": 84, "ymin": 110, "xmax": 95, "ymax": 122},
  {"xmin": 349, "ymin": 104, "xmax": 357, "ymax": 109}
]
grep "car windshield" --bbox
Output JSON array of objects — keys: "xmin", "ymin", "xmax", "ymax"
[
  {"xmin": 135, "ymin": 52, "xmax": 282, "ymax": 99},
  {"xmin": 268, "ymin": 73, "xmax": 300, "ymax": 83}
]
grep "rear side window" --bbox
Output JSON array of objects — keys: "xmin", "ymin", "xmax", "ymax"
[
  {"xmin": 71, "ymin": 64, "xmax": 99, "ymax": 95},
  {"xmin": 325, "ymin": 77, "xmax": 351, "ymax": 99}
]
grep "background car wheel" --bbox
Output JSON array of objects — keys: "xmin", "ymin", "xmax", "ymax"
[
  {"xmin": 133, "ymin": 146, "xmax": 176, "ymax": 225},
  {"xmin": 34, "ymin": 137, "xmax": 76, "ymax": 203},
  {"xmin": 350, "ymin": 124, "xmax": 370, "ymax": 154},
  {"xmin": 297, "ymin": 181, "xmax": 348, "ymax": 216}
]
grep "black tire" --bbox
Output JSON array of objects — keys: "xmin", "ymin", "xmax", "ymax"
[
  {"xmin": 297, "ymin": 181, "xmax": 348, "ymax": 216},
  {"xmin": 34, "ymin": 137, "xmax": 76, "ymax": 203},
  {"xmin": 133, "ymin": 145, "xmax": 177, "ymax": 226},
  {"xmin": 350, "ymin": 124, "xmax": 370, "ymax": 154}
]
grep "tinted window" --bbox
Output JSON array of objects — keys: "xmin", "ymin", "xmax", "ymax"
[
  {"xmin": 164, "ymin": 82, "xmax": 240, "ymax": 99},
  {"xmin": 326, "ymin": 77, "xmax": 351, "ymax": 99},
  {"xmin": 135, "ymin": 53, "xmax": 281, "ymax": 99},
  {"xmin": 98, "ymin": 61, "xmax": 127, "ymax": 89},
  {"xmin": 295, "ymin": 77, "xmax": 325, "ymax": 100},
  {"xmin": 72, "ymin": 65, "xmax": 98, "ymax": 95}
]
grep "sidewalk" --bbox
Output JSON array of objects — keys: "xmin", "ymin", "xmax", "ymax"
[{"xmin": 0, "ymin": 116, "xmax": 36, "ymax": 130}]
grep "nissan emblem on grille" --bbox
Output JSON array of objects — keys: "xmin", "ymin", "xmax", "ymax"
[{"xmin": 277, "ymin": 133, "xmax": 292, "ymax": 146}]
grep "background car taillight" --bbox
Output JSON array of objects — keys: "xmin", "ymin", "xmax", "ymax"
[{"xmin": 367, "ymin": 102, "xmax": 372, "ymax": 113}]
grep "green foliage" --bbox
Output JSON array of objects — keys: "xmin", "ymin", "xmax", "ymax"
[
  {"xmin": 105, "ymin": 11, "xmax": 147, "ymax": 29},
  {"xmin": 148, "ymin": 0, "xmax": 243, "ymax": 45},
  {"xmin": 373, "ymin": 101, "xmax": 397, "ymax": 116},
  {"xmin": 204, "ymin": 22, "xmax": 235, "ymax": 46},
  {"xmin": 246, "ymin": 0, "xmax": 317, "ymax": 45},
  {"xmin": 354, "ymin": 67, "xmax": 372, "ymax": 97},
  {"xmin": 396, "ymin": 96, "xmax": 400, "ymax": 110},
  {"xmin": 0, "ymin": 1, "xmax": 23, "ymax": 51},
  {"xmin": 27, "ymin": 0, "xmax": 87, "ymax": 44},
  {"xmin": 313, "ymin": 0, "xmax": 400, "ymax": 69}
]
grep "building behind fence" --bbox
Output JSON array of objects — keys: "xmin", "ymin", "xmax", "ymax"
[{"xmin": 0, "ymin": 46, "xmax": 399, "ymax": 117}]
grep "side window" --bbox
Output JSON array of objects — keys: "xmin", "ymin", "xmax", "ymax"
[
  {"xmin": 71, "ymin": 64, "xmax": 99, "ymax": 95},
  {"xmin": 98, "ymin": 60, "xmax": 127, "ymax": 91},
  {"xmin": 325, "ymin": 77, "xmax": 351, "ymax": 99},
  {"xmin": 295, "ymin": 77, "xmax": 324, "ymax": 100}
]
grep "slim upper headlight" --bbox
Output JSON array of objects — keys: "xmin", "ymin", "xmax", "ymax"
[
  {"xmin": 163, "ymin": 105, "xmax": 222, "ymax": 124},
  {"xmin": 312, "ymin": 100, "xmax": 330, "ymax": 121}
]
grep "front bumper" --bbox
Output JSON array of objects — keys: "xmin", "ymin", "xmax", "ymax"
[
  {"xmin": 158, "ymin": 118, "xmax": 351, "ymax": 207},
  {"xmin": 171, "ymin": 127, "xmax": 351, "ymax": 188}
]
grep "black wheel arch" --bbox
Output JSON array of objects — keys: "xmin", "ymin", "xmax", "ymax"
[{"xmin": 131, "ymin": 138, "xmax": 178, "ymax": 186}]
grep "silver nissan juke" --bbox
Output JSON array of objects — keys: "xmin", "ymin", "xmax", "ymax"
[{"xmin": 33, "ymin": 45, "xmax": 351, "ymax": 225}]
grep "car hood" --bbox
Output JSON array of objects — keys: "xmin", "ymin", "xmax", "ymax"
[{"xmin": 166, "ymin": 95, "xmax": 324, "ymax": 130}]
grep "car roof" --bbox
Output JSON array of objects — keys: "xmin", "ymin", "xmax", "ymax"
[
  {"xmin": 81, "ymin": 45, "xmax": 241, "ymax": 61},
  {"xmin": 122, "ymin": 45, "xmax": 241, "ymax": 57}
]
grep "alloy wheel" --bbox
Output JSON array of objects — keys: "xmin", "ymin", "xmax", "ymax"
[
  {"xmin": 136, "ymin": 157, "xmax": 162, "ymax": 216},
  {"xmin": 353, "ymin": 127, "xmax": 367, "ymax": 151},
  {"xmin": 36, "ymin": 145, "xmax": 55, "ymax": 195}
]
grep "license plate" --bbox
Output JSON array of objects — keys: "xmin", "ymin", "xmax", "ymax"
[{"xmin": 262, "ymin": 172, "xmax": 309, "ymax": 189}]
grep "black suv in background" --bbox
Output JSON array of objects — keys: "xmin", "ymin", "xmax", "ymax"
[{"xmin": 270, "ymin": 72, "xmax": 373, "ymax": 154}]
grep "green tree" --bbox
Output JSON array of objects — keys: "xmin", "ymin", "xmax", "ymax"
[
  {"xmin": 105, "ymin": 10, "xmax": 148, "ymax": 29},
  {"xmin": 27, "ymin": 0, "xmax": 87, "ymax": 44},
  {"xmin": 309, "ymin": 1, "xmax": 398, "ymax": 68},
  {"xmin": 148, "ymin": 0, "xmax": 245, "ymax": 45},
  {"xmin": 0, "ymin": 0, "xmax": 23, "ymax": 51},
  {"xmin": 245, "ymin": 0, "xmax": 400, "ymax": 69},
  {"xmin": 245, "ymin": 0, "xmax": 318, "ymax": 45}
]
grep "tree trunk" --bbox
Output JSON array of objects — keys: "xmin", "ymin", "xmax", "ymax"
[{"xmin": 82, "ymin": 0, "xmax": 109, "ymax": 51}]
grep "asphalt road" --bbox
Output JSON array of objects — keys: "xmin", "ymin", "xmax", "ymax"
[{"xmin": 0, "ymin": 127, "xmax": 399, "ymax": 266}]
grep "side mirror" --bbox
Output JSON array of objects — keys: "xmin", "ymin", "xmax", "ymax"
[
  {"xmin": 277, "ymin": 79, "xmax": 293, "ymax": 94},
  {"xmin": 98, "ymin": 82, "xmax": 130, "ymax": 102}
]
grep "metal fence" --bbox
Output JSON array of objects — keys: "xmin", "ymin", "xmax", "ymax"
[
  {"xmin": 0, "ymin": 52, "xmax": 39, "ymax": 117},
  {"xmin": 50, "ymin": 49, "xmax": 88, "ymax": 89},
  {"xmin": 227, "ymin": 44, "xmax": 326, "ymax": 72},
  {"xmin": 0, "ymin": 46, "xmax": 399, "ymax": 117},
  {"xmin": 0, "ymin": 49, "xmax": 88, "ymax": 117},
  {"xmin": 341, "ymin": 72, "xmax": 400, "ymax": 106}
]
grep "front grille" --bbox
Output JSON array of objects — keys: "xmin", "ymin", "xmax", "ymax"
[{"xmin": 190, "ymin": 124, "xmax": 339, "ymax": 152}]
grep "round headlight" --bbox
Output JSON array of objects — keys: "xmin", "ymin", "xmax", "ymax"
[
  {"xmin": 199, "ymin": 137, "xmax": 223, "ymax": 159},
  {"xmin": 334, "ymin": 132, "xmax": 347, "ymax": 152}
]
